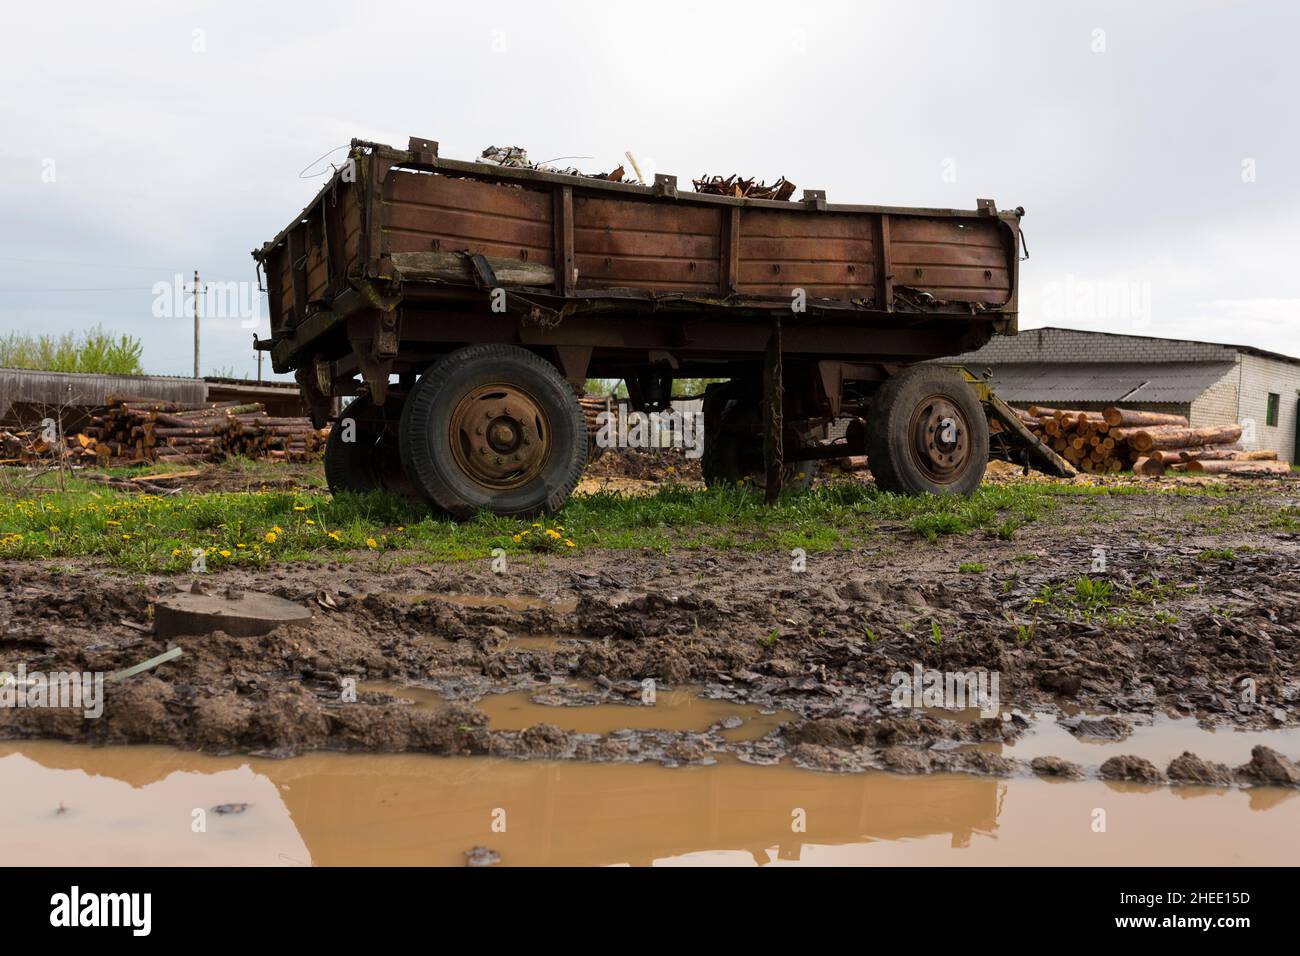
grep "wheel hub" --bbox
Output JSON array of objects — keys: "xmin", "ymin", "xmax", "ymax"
[
  {"xmin": 449, "ymin": 384, "xmax": 550, "ymax": 490},
  {"xmin": 910, "ymin": 396, "xmax": 971, "ymax": 484}
]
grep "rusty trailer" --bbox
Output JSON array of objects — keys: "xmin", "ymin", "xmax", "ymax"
[{"xmin": 253, "ymin": 136, "xmax": 1025, "ymax": 516}]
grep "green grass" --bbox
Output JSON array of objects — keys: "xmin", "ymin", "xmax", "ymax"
[
  {"xmin": 1196, "ymin": 547, "xmax": 1237, "ymax": 562},
  {"xmin": 0, "ymin": 477, "xmax": 1072, "ymax": 572},
  {"xmin": 0, "ymin": 465, "xmax": 1274, "ymax": 573},
  {"xmin": 1269, "ymin": 506, "xmax": 1300, "ymax": 532},
  {"xmin": 1032, "ymin": 574, "xmax": 1192, "ymax": 627}
]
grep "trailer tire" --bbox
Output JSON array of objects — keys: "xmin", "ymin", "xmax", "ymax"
[
  {"xmin": 700, "ymin": 384, "xmax": 818, "ymax": 491},
  {"xmin": 400, "ymin": 344, "xmax": 588, "ymax": 519},
  {"xmin": 865, "ymin": 365, "xmax": 987, "ymax": 495},
  {"xmin": 325, "ymin": 395, "xmax": 422, "ymax": 500},
  {"xmin": 700, "ymin": 383, "xmax": 739, "ymax": 488}
]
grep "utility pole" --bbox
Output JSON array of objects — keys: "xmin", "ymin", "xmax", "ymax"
[{"xmin": 192, "ymin": 270, "xmax": 201, "ymax": 380}]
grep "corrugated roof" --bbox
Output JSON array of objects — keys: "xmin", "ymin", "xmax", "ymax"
[
  {"xmin": 0, "ymin": 367, "xmax": 208, "ymax": 422},
  {"xmin": 1026, "ymin": 326, "xmax": 1300, "ymax": 367},
  {"xmin": 978, "ymin": 362, "xmax": 1235, "ymax": 404}
]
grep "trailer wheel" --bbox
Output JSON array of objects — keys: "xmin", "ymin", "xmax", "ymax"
[
  {"xmin": 700, "ymin": 384, "xmax": 818, "ymax": 490},
  {"xmin": 399, "ymin": 344, "xmax": 588, "ymax": 518},
  {"xmin": 865, "ymin": 365, "xmax": 987, "ymax": 495},
  {"xmin": 324, "ymin": 395, "xmax": 421, "ymax": 499},
  {"xmin": 700, "ymin": 384, "xmax": 739, "ymax": 488}
]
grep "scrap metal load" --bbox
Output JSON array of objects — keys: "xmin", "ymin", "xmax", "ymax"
[
  {"xmin": 3, "ymin": 397, "xmax": 329, "ymax": 466},
  {"xmin": 1013, "ymin": 406, "xmax": 1288, "ymax": 477},
  {"xmin": 692, "ymin": 174, "xmax": 797, "ymax": 201}
]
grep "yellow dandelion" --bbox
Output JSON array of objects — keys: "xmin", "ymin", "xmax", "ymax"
[
  {"xmin": 219, "ymin": 550, "xmax": 232, "ymax": 558},
  {"xmin": 264, "ymin": 531, "xmax": 278, "ymax": 543},
  {"xmin": 366, "ymin": 537, "xmax": 378, "ymax": 549}
]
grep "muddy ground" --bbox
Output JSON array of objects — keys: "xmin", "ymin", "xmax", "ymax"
[{"xmin": 3, "ymin": 474, "xmax": 1300, "ymax": 788}]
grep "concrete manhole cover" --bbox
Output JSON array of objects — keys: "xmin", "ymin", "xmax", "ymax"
[{"xmin": 154, "ymin": 584, "xmax": 312, "ymax": 638}]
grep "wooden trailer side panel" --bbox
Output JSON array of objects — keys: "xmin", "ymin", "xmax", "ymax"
[
  {"xmin": 572, "ymin": 195, "xmax": 722, "ymax": 293},
  {"xmin": 383, "ymin": 172, "xmax": 555, "ymax": 267},
  {"xmin": 889, "ymin": 217, "xmax": 1011, "ymax": 304},
  {"xmin": 261, "ymin": 176, "xmax": 367, "ymax": 336},
  {"xmin": 736, "ymin": 208, "xmax": 876, "ymax": 300}
]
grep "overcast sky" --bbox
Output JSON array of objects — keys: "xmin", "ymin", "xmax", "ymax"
[{"xmin": 1, "ymin": 0, "xmax": 1296, "ymax": 378}]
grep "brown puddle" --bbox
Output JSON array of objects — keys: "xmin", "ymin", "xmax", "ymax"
[
  {"xmin": 396, "ymin": 592, "xmax": 578, "ymax": 613},
  {"xmin": 979, "ymin": 712, "xmax": 1300, "ymax": 768},
  {"xmin": 502, "ymin": 635, "xmax": 575, "ymax": 652},
  {"xmin": 362, "ymin": 681, "xmax": 793, "ymax": 741},
  {"xmin": 1, "ymin": 740, "xmax": 1296, "ymax": 866}
]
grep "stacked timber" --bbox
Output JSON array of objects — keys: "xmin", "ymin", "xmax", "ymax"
[
  {"xmin": 1020, "ymin": 406, "xmax": 1132, "ymax": 474},
  {"xmin": 1, "ymin": 428, "xmax": 34, "ymax": 463},
  {"xmin": 2, "ymin": 425, "xmax": 82, "ymax": 465},
  {"xmin": 1, "ymin": 395, "xmax": 330, "ymax": 466},
  {"xmin": 1013, "ymin": 406, "xmax": 1289, "ymax": 477}
]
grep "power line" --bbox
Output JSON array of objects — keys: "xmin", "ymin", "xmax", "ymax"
[
  {"xmin": 0, "ymin": 256, "xmax": 186, "ymax": 271},
  {"xmin": 0, "ymin": 287, "xmax": 157, "ymax": 293}
]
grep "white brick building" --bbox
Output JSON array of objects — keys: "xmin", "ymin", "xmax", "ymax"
[{"xmin": 942, "ymin": 327, "xmax": 1300, "ymax": 461}]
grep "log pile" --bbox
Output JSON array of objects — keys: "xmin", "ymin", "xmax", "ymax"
[
  {"xmin": 1012, "ymin": 406, "xmax": 1290, "ymax": 477},
  {"xmin": 2, "ymin": 395, "xmax": 329, "ymax": 466},
  {"xmin": 1, "ymin": 428, "xmax": 39, "ymax": 463},
  {"xmin": 2, "ymin": 426, "xmax": 78, "ymax": 464}
]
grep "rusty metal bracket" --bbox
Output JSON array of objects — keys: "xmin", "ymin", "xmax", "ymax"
[
  {"xmin": 654, "ymin": 174, "xmax": 678, "ymax": 199},
  {"xmin": 955, "ymin": 366, "xmax": 1076, "ymax": 478},
  {"xmin": 295, "ymin": 365, "xmax": 335, "ymax": 428},
  {"xmin": 352, "ymin": 279, "xmax": 403, "ymax": 314},
  {"xmin": 463, "ymin": 252, "xmax": 499, "ymax": 289},
  {"xmin": 407, "ymin": 136, "xmax": 439, "ymax": 164},
  {"xmin": 553, "ymin": 345, "xmax": 592, "ymax": 388},
  {"xmin": 374, "ymin": 309, "xmax": 400, "ymax": 358},
  {"xmin": 314, "ymin": 356, "xmax": 334, "ymax": 397},
  {"xmin": 802, "ymin": 189, "xmax": 827, "ymax": 211}
]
